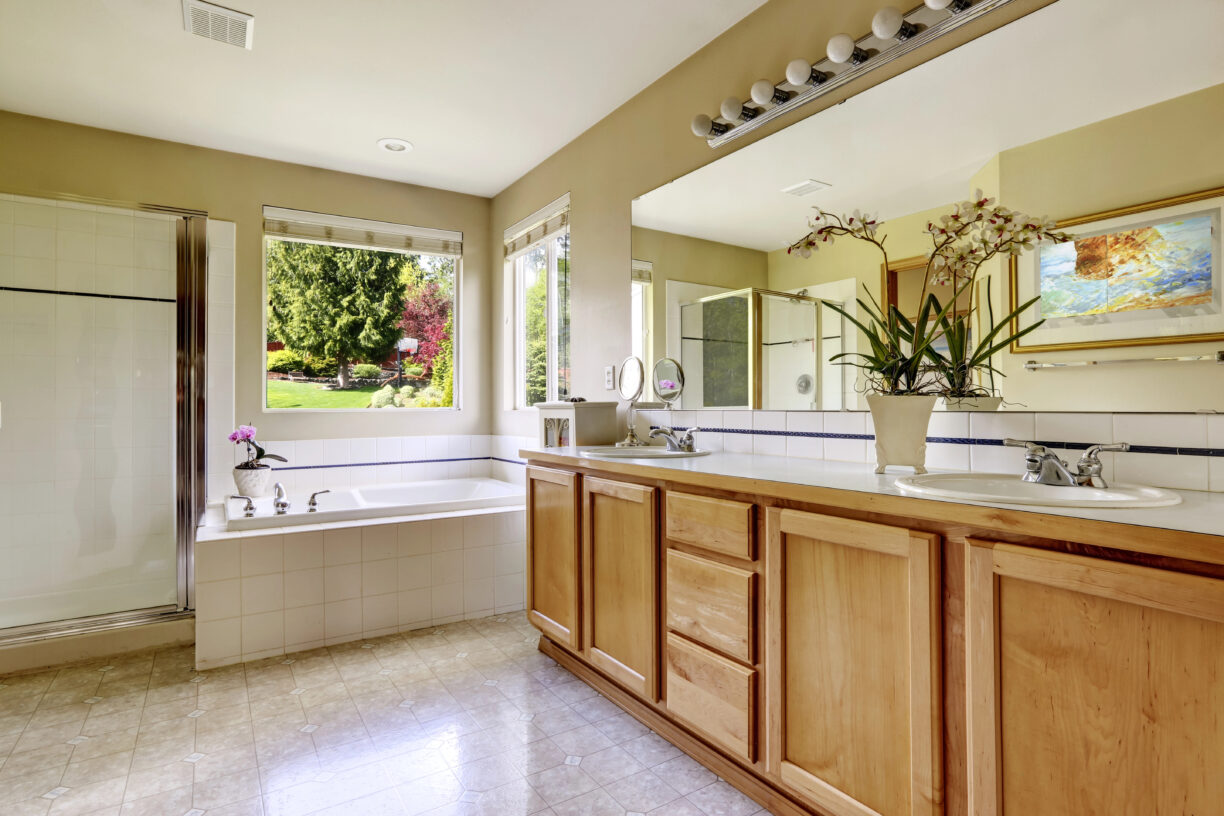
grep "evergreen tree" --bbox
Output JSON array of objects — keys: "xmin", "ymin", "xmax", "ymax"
[{"xmin": 266, "ymin": 239, "xmax": 407, "ymax": 388}]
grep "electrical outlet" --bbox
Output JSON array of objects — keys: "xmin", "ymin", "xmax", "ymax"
[{"xmin": 604, "ymin": 365, "xmax": 615, "ymax": 389}]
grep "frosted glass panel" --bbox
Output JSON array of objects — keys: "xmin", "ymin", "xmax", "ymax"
[{"xmin": 0, "ymin": 195, "xmax": 178, "ymax": 630}]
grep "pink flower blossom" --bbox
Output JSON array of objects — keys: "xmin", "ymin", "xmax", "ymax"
[{"xmin": 228, "ymin": 425, "xmax": 257, "ymax": 443}]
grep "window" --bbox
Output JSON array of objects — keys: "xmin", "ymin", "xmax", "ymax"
[
  {"xmin": 262, "ymin": 206, "xmax": 461, "ymax": 410},
  {"xmin": 505, "ymin": 195, "xmax": 570, "ymax": 408},
  {"xmin": 631, "ymin": 259, "xmax": 653, "ymax": 374}
]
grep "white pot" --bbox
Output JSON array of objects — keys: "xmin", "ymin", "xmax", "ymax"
[
  {"xmin": 233, "ymin": 465, "xmax": 273, "ymax": 498},
  {"xmin": 867, "ymin": 394, "xmax": 938, "ymax": 475},
  {"xmin": 939, "ymin": 396, "xmax": 1003, "ymax": 412}
]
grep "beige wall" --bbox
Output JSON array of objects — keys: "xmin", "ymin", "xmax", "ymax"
[
  {"xmin": 993, "ymin": 83, "xmax": 1224, "ymax": 411},
  {"xmin": 489, "ymin": 0, "xmax": 1056, "ymax": 435},
  {"xmin": 0, "ymin": 111, "xmax": 492, "ymax": 440},
  {"xmin": 631, "ymin": 226, "xmax": 767, "ymax": 364}
]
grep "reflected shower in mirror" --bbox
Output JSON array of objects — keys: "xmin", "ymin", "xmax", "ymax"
[{"xmin": 631, "ymin": 0, "xmax": 1224, "ymax": 412}]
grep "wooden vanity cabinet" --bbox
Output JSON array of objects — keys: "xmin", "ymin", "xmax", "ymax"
[
  {"xmin": 583, "ymin": 476, "xmax": 659, "ymax": 701},
  {"xmin": 765, "ymin": 508, "xmax": 942, "ymax": 816},
  {"xmin": 966, "ymin": 539, "xmax": 1224, "ymax": 816},
  {"xmin": 526, "ymin": 466, "xmax": 582, "ymax": 650}
]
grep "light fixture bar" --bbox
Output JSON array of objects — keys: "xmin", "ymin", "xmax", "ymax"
[{"xmin": 704, "ymin": 0, "xmax": 1019, "ymax": 148}]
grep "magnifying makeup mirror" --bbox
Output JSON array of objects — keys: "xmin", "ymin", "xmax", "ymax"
[
  {"xmin": 616, "ymin": 356, "xmax": 648, "ymax": 447},
  {"xmin": 653, "ymin": 358, "xmax": 685, "ymax": 408}
]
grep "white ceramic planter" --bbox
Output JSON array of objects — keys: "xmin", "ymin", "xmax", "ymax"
[
  {"xmin": 939, "ymin": 396, "xmax": 1003, "ymax": 412},
  {"xmin": 233, "ymin": 465, "xmax": 273, "ymax": 498},
  {"xmin": 867, "ymin": 394, "xmax": 938, "ymax": 475}
]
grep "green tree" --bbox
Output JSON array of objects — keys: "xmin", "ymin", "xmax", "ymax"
[
  {"xmin": 432, "ymin": 311, "xmax": 455, "ymax": 407},
  {"xmin": 266, "ymin": 239, "xmax": 407, "ymax": 388},
  {"xmin": 525, "ymin": 264, "xmax": 548, "ymax": 406}
]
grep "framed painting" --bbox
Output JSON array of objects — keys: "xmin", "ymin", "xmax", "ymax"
[{"xmin": 1009, "ymin": 186, "xmax": 1224, "ymax": 352}]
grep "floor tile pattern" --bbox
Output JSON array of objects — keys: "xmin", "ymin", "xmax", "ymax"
[{"xmin": 0, "ymin": 614, "xmax": 775, "ymax": 815}]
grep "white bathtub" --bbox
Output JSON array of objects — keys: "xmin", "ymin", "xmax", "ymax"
[{"xmin": 222, "ymin": 477, "xmax": 525, "ymax": 531}]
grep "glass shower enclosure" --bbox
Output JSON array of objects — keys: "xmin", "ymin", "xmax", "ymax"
[
  {"xmin": 0, "ymin": 192, "xmax": 206, "ymax": 644},
  {"xmin": 678, "ymin": 288, "xmax": 845, "ymax": 411}
]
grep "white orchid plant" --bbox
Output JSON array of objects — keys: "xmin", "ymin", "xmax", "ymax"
[{"xmin": 788, "ymin": 193, "xmax": 1075, "ymax": 397}]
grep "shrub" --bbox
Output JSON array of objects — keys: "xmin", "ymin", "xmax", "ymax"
[
  {"xmin": 412, "ymin": 385, "xmax": 447, "ymax": 408},
  {"xmin": 351, "ymin": 364, "xmax": 383, "ymax": 379},
  {"xmin": 266, "ymin": 349, "xmax": 304, "ymax": 373},
  {"xmin": 369, "ymin": 386, "xmax": 397, "ymax": 408},
  {"xmin": 303, "ymin": 356, "xmax": 338, "ymax": 377},
  {"xmin": 403, "ymin": 362, "xmax": 425, "ymax": 378}
]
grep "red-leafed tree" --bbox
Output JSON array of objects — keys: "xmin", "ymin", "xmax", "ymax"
[{"xmin": 398, "ymin": 255, "xmax": 455, "ymax": 377}]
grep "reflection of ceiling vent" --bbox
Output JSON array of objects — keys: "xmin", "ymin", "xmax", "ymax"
[
  {"xmin": 781, "ymin": 179, "xmax": 831, "ymax": 197},
  {"xmin": 183, "ymin": 0, "xmax": 254, "ymax": 49}
]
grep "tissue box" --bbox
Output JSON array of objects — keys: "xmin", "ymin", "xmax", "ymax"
[{"xmin": 536, "ymin": 401, "xmax": 618, "ymax": 448}]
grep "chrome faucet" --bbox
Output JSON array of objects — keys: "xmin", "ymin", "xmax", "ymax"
[
  {"xmin": 649, "ymin": 426, "xmax": 697, "ymax": 452},
  {"xmin": 230, "ymin": 495, "xmax": 255, "ymax": 518},
  {"xmin": 273, "ymin": 482, "xmax": 290, "ymax": 515},
  {"xmin": 1004, "ymin": 439, "xmax": 1129, "ymax": 488},
  {"xmin": 308, "ymin": 490, "xmax": 331, "ymax": 512}
]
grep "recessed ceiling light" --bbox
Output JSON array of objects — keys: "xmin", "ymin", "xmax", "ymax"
[{"xmin": 377, "ymin": 138, "xmax": 413, "ymax": 153}]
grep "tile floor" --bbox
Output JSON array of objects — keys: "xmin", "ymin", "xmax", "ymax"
[{"xmin": 0, "ymin": 613, "xmax": 776, "ymax": 816}]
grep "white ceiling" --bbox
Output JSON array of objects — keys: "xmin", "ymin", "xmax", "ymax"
[
  {"xmin": 633, "ymin": 0, "xmax": 1224, "ymax": 252},
  {"xmin": 0, "ymin": 0, "xmax": 767, "ymax": 197}
]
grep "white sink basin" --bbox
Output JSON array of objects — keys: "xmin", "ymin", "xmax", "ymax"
[
  {"xmin": 894, "ymin": 472, "xmax": 1182, "ymax": 508},
  {"xmin": 580, "ymin": 446, "xmax": 711, "ymax": 460}
]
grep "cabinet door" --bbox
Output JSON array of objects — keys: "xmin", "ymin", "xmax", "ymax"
[
  {"xmin": 526, "ymin": 466, "xmax": 581, "ymax": 651},
  {"xmin": 583, "ymin": 476, "xmax": 659, "ymax": 700},
  {"xmin": 967, "ymin": 540, "xmax": 1224, "ymax": 816},
  {"xmin": 765, "ymin": 508, "xmax": 941, "ymax": 816}
]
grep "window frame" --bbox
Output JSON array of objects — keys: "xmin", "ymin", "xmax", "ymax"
[
  {"xmin": 510, "ymin": 227, "xmax": 570, "ymax": 409},
  {"xmin": 260, "ymin": 233, "xmax": 461, "ymax": 413}
]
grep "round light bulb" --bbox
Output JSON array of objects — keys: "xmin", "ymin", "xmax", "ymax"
[
  {"xmin": 826, "ymin": 33, "xmax": 857, "ymax": 64},
  {"xmin": 691, "ymin": 114, "xmax": 714, "ymax": 138},
  {"xmin": 871, "ymin": 7, "xmax": 905, "ymax": 39},
  {"xmin": 720, "ymin": 96, "xmax": 747, "ymax": 121},
  {"xmin": 924, "ymin": 0, "xmax": 953, "ymax": 8},
  {"xmin": 785, "ymin": 59, "xmax": 813, "ymax": 86},
  {"xmin": 750, "ymin": 80, "xmax": 779, "ymax": 106}
]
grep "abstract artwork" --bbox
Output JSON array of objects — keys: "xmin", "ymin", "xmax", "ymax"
[
  {"xmin": 1010, "ymin": 188, "xmax": 1224, "ymax": 352},
  {"xmin": 1038, "ymin": 214, "xmax": 1213, "ymax": 319}
]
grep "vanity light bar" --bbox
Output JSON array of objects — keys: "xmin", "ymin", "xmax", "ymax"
[
  {"xmin": 1023, "ymin": 352, "xmax": 1224, "ymax": 371},
  {"xmin": 695, "ymin": 0, "xmax": 1020, "ymax": 148}
]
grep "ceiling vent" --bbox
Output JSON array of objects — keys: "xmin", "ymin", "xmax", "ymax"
[
  {"xmin": 781, "ymin": 179, "xmax": 832, "ymax": 197},
  {"xmin": 183, "ymin": 0, "xmax": 254, "ymax": 49}
]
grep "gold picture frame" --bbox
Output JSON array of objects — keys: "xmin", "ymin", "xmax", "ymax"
[{"xmin": 1009, "ymin": 185, "xmax": 1224, "ymax": 353}]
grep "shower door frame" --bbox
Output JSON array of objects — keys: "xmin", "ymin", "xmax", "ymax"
[
  {"xmin": 679, "ymin": 287, "xmax": 827, "ymax": 410},
  {"xmin": 0, "ymin": 190, "xmax": 207, "ymax": 646}
]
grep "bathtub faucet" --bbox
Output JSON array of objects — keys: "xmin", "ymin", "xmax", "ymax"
[
  {"xmin": 274, "ymin": 482, "xmax": 290, "ymax": 515},
  {"xmin": 308, "ymin": 490, "xmax": 331, "ymax": 512}
]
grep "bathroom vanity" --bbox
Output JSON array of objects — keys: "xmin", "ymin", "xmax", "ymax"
[{"xmin": 520, "ymin": 447, "xmax": 1224, "ymax": 816}]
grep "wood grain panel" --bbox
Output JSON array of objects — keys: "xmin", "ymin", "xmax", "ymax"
[
  {"xmin": 967, "ymin": 540, "xmax": 1224, "ymax": 816},
  {"xmin": 766, "ymin": 507, "xmax": 942, "ymax": 816},
  {"xmin": 666, "ymin": 491, "xmax": 754, "ymax": 559},
  {"xmin": 666, "ymin": 550, "xmax": 756, "ymax": 663},
  {"xmin": 584, "ymin": 477, "xmax": 658, "ymax": 700},
  {"xmin": 665, "ymin": 632, "xmax": 757, "ymax": 761},
  {"xmin": 526, "ymin": 466, "xmax": 581, "ymax": 650}
]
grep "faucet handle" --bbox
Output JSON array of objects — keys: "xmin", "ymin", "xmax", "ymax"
[
  {"xmin": 1082, "ymin": 442, "xmax": 1129, "ymax": 459},
  {"xmin": 308, "ymin": 490, "xmax": 331, "ymax": 512},
  {"xmin": 229, "ymin": 494, "xmax": 255, "ymax": 518},
  {"xmin": 1003, "ymin": 438, "xmax": 1042, "ymax": 451}
]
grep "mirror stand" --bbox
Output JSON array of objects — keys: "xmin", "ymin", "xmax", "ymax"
[
  {"xmin": 616, "ymin": 401, "xmax": 648, "ymax": 448},
  {"xmin": 615, "ymin": 356, "xmax": 650, "ymax": 447}
]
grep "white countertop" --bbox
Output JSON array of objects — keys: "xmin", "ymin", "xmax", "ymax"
[{"xmin": 521, "ymin": 446, "xmax": 1224, "ymax": 540}]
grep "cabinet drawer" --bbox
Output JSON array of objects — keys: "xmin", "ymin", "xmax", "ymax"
[
  {"xmin": 666, "ymin": 550, "xmax": 755, "ymax": 663},
  {"xmin": 665, "ymin": 491, "xmax": 754, "ymax": 559},
  {"xmin": 665, "ymin": 633, "xmax": 757, "ymax": 762}
]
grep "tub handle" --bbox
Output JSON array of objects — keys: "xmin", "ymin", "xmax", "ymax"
[
  {"xmin": 230, "ymin": 495, "xmax": 255, "ymax": 518},
  {"xmin": 308, "ymin": 490, "xmax": 331, "ymax": 512}
]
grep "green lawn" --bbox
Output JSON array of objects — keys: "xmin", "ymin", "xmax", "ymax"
[{"xmin": 266, "ymin": 380, "xmax": 382, "ymax": 409}]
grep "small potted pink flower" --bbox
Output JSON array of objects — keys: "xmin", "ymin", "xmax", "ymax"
[{"xmin": 229, "ymin": 425, "xmax": 287, "ymax": 497}]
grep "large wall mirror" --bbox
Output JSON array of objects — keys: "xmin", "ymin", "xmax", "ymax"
[{"xmin": 631, "ymin": 0, "xmax": 1224, "ymax": 412}]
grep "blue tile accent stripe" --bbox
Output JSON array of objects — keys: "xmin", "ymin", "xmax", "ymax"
[
  {"xmin": 655, "ymin": 426, "xmax": 1224, "ymax": 458},
  {"xmin": 271, "ymin": 456, "xmax": 497, "ymax": 472}
]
